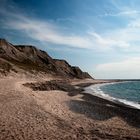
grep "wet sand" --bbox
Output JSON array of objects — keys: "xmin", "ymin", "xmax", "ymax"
[{"xmin": 0, "ymin": 77, "xmax": 140, "ymax": 140}]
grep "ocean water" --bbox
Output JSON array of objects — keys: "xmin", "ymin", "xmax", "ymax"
[{"xmin": 84, "ymin": 81, "xmax": 140, "ymax": 109}]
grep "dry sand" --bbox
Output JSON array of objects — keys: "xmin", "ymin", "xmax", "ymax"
[{"xmin": 0, "ymin": 76, "xmax": 140, "ymax": 140}]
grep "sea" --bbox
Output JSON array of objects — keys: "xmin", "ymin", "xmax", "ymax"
[{"xmin": 84, "ymin": 81, "xmax": 140, "ymax": 109}]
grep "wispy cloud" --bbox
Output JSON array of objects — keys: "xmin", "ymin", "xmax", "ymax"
[
  {"xmin": 9, "ymin": 19, "xmax": 92, "ymax": 49},
  {"xmin": 0, "ymin": 8, "xmax": 139, "ymax": 53},
  {"xmin": 0, "ymin": 2, "xmax": 93, "ymax": 49},
  {"xmin": 95, "ymin": 57, "xmax": 140, "ymax": 79},
  {"xmin": 1, "ymin": 7, "xmax": 129, "ymax": 51},
  {"xmin": 99, "ymin": 10, "xmax": 140, "ymax": 17},
  {"xmin": 88, "ymin": 32, "xmax": 130, "ymax": 49},
  {"xmin": 1, "ymin": 14, "xmax": 92, "ymax": 48},
  {"xmin": 1, "ymin": 0, "xmax": 140, "ymax": 53},
  {"xmin": 3, "ymin": 12, "xmax": 140, "ymax": 52}
]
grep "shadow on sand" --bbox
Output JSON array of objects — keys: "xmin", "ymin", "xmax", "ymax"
[{"xmin": 67, "ymin": 92, "xmax": 140, "ymax": 128}]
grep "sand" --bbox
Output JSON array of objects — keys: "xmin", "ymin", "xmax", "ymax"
[{"xmin": 0, "ymin": 76, "xmax": 140, "ymax": 140}]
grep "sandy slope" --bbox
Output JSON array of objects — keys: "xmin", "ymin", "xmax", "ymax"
[{"xmin": 0, "ymin": 77, "xmax": 140, "ymax": 140}]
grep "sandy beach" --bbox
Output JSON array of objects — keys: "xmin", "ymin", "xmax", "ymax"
[{"xmin": 0, "ymin": 76, "xmax": 140, "ymax": 140}]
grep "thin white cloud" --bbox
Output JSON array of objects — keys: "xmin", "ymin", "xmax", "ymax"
[
  {"xmin": 1, "ymin": 8, "xmax": 130, "ymax": 51},
  {"xmin": 10, "ymin": 20, "xmax": 92, "ymax": 48},
  {"xmin": 0, "ymin": 5, "xmax": 93, "ymax": 49},
  {"xmin": 104, "ymin": 22, "xmax": 140, "ymax": 53},
  {"xmin": 95, "ymin": 57, "xmax": 140, "ymax": 79},
  {"xmin": 0, "ymin": 0, "xmax": 140, "ymax": 53},
  {"xmin": 99, "ymin": 10, "xmax": 140, "ymax": 17},
  {"xmin": 128, "ymin": 19, "xmax": 140, "ymax": 28},
  {"xmin": 88, "ymin": 32, "xmax": 130, "ymax": 49},
  {"xmin": 3, "ymin": 16, "xmax": 92, "ymax": 48},
  {"xmin": 4, "ymin": 13, "xmax": 140, "ymax": 52}
]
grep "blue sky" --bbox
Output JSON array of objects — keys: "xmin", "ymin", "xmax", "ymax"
[{"xmin": 0, "ymin": 0, "xmax": 140, "ymax": 79}]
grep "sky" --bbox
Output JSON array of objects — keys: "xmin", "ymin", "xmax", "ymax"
[{"xmin": 0, "ymin": 0, "xmax": 140, "ymax": 79}]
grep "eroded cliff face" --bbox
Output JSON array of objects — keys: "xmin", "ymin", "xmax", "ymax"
[{"xmin": 0, "ymin": 39, "xmax": 92, "ymax": 79}]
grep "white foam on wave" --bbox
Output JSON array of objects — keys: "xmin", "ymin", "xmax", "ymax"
[{"xmin": 84, "ymin": 83, "xmax": 140, "ymax": 110}]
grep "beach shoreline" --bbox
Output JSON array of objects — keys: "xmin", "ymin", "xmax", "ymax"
[
  {"xmin": 0, "ymin": 77, "xmax": 140, "ymax": 139},
  {"xmin": 83, "ymin": 81, "xmax": 140, "ymax": 110}
]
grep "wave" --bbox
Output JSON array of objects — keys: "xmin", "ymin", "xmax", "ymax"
[{"xmin": 84, "ymin": 83, "xmax": 140, "ymax": 110}]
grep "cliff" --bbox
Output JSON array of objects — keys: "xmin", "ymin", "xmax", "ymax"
[{"xmin": 0, "ymin": 39, "xmax": 92, "ymax": 79}]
